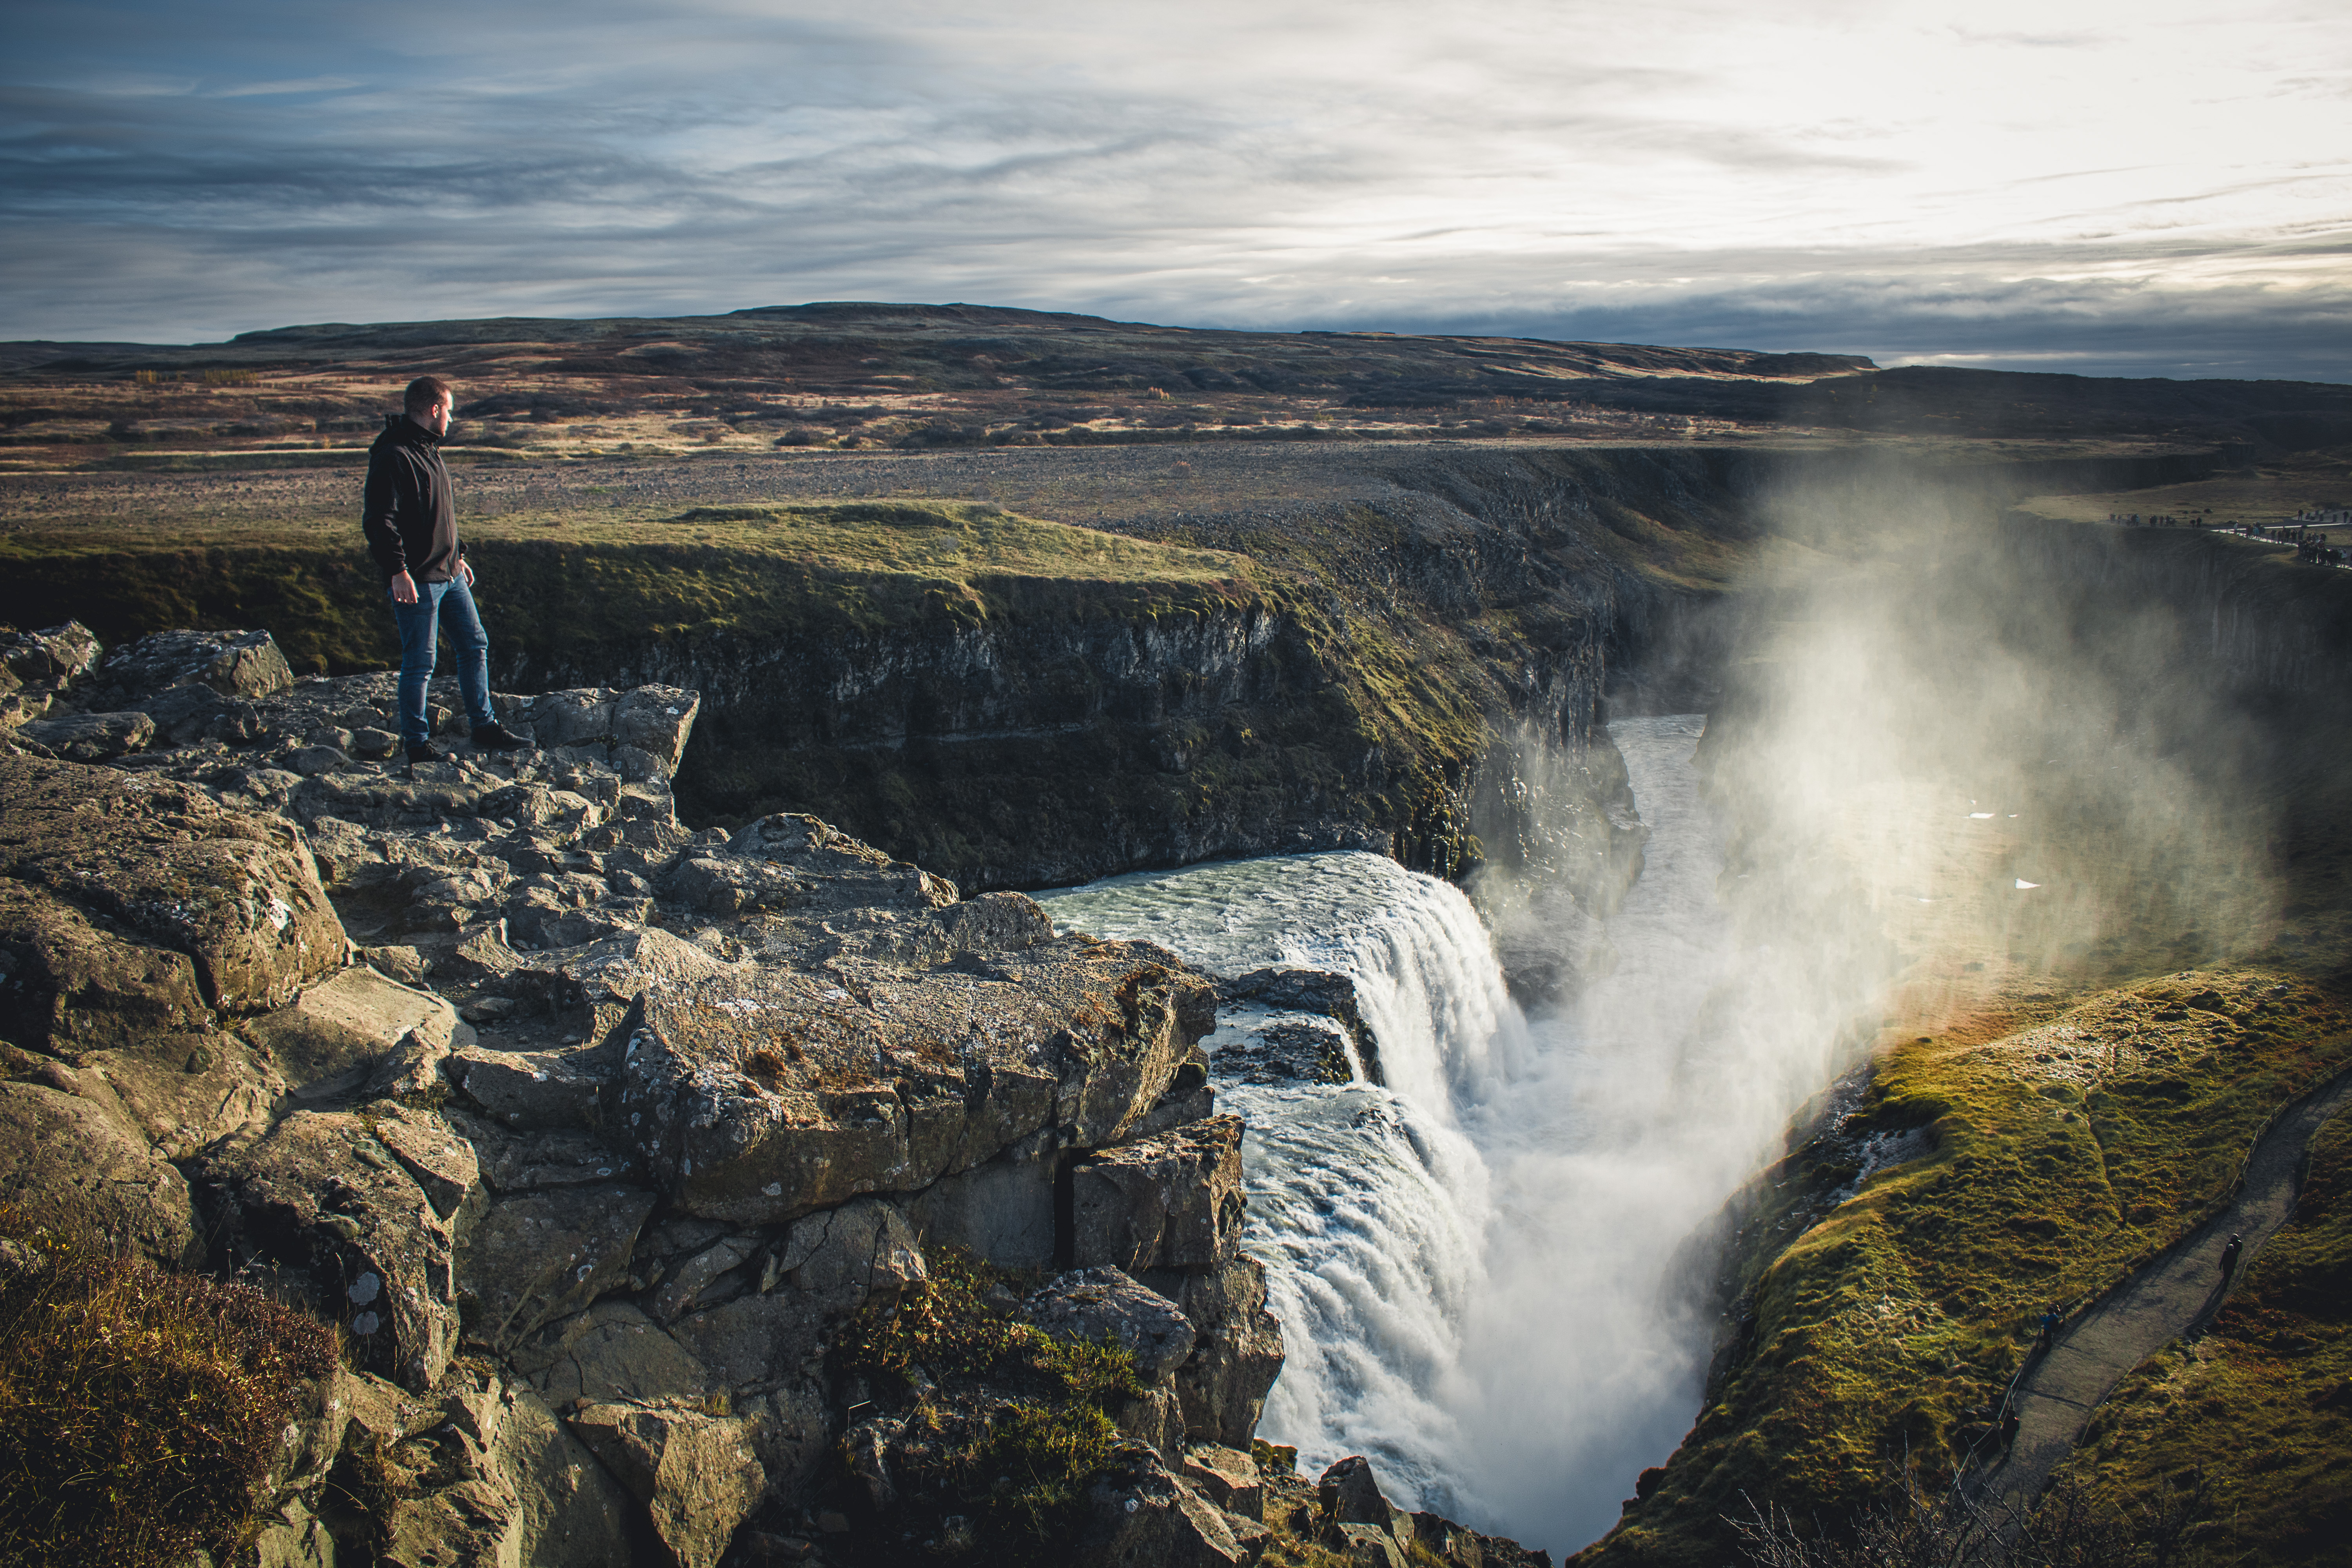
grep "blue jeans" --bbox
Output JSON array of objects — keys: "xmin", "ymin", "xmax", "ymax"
[{"xmin": 388, "ymin": 575, "xmax": 494, "ymax": 747}]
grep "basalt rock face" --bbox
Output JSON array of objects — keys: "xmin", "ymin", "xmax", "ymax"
[
  {"xmin": 0, "ymin": 636, "xmax": 1307, "ymax": 1568},
  {"xmin": 501, "ymin": 449, "xmax": 1713, "ymax": 901},
  {"xmin": 585, "ymin": 602, "xmax": 1410, "ymax": 891}
]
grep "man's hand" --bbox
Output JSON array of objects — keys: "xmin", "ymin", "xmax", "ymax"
[
  {"xmin": 390, "ymin": 570, "xmax": 419, "ymax": 604},
  {"xmin": 459, "ymin": 557, "xmax": 475, "ymax": 588}
]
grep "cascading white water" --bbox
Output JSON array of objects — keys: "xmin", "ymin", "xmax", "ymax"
[{"xmin": 1035, "ymin": 716, "xmax": 1868, "ymax": 1556}]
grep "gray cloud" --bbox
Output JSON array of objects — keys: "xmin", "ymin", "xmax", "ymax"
[{"xmin": 4, "ymin": 0, "xmax": 2344, "ymax": 381}]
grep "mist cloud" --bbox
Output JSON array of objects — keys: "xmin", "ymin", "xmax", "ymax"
[{"xmin": 4, "ymin": 0, "xmax": 2347, "ymax": 379}]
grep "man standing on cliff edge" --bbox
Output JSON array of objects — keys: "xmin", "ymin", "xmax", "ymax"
[{"xmin": 363, "ymin": 376, "xmax": 530, "ymax": 766}]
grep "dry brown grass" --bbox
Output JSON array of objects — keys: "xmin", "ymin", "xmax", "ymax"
[{"xmin": 0, "ymin": 1209, "xmax": 338, "ymax": 1568}]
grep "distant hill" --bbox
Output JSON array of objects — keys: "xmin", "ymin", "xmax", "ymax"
[{"xmin": 7, "ymin": 301, "xmax": 2351, "ymax": 457}]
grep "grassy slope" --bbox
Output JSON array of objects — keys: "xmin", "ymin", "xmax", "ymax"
[
  {"xmin": 1581, "ymin": 968, "xmax": 2352, "ymax": 1566},
  {"xmin": 0, "ymin": 498, "xmax": 1259, "ymax": 673},
  {"xmin": 2051, "ymin": 1109, "xmax": 2352, "ymax": 1564}
]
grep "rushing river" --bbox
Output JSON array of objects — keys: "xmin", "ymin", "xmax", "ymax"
[{"xmin": 1035, "ymin": 716, "xmax": 1858, "ymax": 1555}]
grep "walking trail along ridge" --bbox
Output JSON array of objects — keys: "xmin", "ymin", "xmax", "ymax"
[{"xmin": 1974, "ymin": 1064, "xmax": 2352, "ymax": 1519}]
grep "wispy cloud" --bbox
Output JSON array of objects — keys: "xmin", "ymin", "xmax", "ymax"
[
  {"xmin": 209, "ymin": 76, "xmax": 359, "ymax": 98},
  {"xmin": 2, "ymin": 0, "xmax": 2347, "ymax": 379}
]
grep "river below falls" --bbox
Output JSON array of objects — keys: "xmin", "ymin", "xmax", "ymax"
[{"xmin": 1034, "ymin": 715, "xmax": 1858, "ymax": 1556}]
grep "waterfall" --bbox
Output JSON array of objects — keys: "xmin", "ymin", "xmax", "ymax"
[{"xmin": 1036, "ymin": 715, "xmax": 1867, "ymax": 1554}]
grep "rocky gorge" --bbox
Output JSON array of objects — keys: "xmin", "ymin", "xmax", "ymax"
[
  {"xmin": 0, "ymin": 619, "xmax": 1554, "ymax": 1568},
  {"xmin": 9, "ymin": 301, "xmax": 2352, "ymax": 1568}
]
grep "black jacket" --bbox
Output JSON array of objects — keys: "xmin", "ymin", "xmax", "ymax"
[{"xmin": 362, "ymin": 415, "xmax": 464, "ymax": 582}]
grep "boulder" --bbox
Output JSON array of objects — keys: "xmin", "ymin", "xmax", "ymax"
[
  {"xmin": 0, "ymin": 882, "xmax": 215, "ymax": 1053},
  {"xmin": 285, "ymin": 745, "xmax": 351, "ymax": 778},
  {"xmin": 363, "ymin": 943, "xmax": 433, "ymax": 985},
  {"xmin": 0, "ymin": 757, "xmax": 343, "ymax": 1014},
  {"xmin": 370, "ymin": 1101, "xmax": 488, "ymax": 1226},
  {"xmin": 505, "ymin": 891, "xmax": 636, "ymax": 952},
  {"xmin": 493, "ymin": 1384, "xmax": 643, "ymax": 1568},
  {"xmin": 244, "ymin": 964, "xmax": 462, "ymax": 1102},
  {"xmin": 1072, "ymin": 1116, "xmax": 1248, "ymax": 1273},
  {"xmin": 612, "ymin": 688, "xmax": 701, "ymax": 775},
  {"xmin": 1220, "ymin": 967, "xmax": 1377, "ymax": 1083},
  {"xmin": 657, "ymin": 853, "xmax": 799, "ymax": 915},
  {"xmin": 377, "ymin": 1473, "xmax": 521, "ymax": 1568},
  {"xmin": 16, "ymin": 710, "xmax": 156, "ymax": 760},
  {"xmin": 247, "ymin": 1494, "xmax": 339, "ymax": 1568},
  {"xmin": 1329, "ymin": 1523, "xmax": 1409, "ymax": 1568},
  {"xmin": 98, "ymin": 627, "xmax": 293, "ymax": 701},
  {"xmin": 0, "ymin": 1081, "xmax": 198, "ymax": 1264},
  {"xmin": 724, "ymin": 813, "xmax": 959, "ymax": 916},
  {"xmin": 455, "ymin": 924, "xmax": 728, "ymax": 1038},
  {"xmin": 929, "ymin": 889, "xmax": 1055, "ymax": 954},
  {"xmin": 568, "ymin": 1401, "xmax": 767, "ymax": 1568},
  {"xmin": 1213, "ymin": 1018, "xmax": 1355, "ymax": 1086},
  {"xmin": 201, "ymin": 1109, "xmax": 463, "ymax": 1390},
  {"xmin": 1025, "ymin": 1267, "xmax": 1198, "ymax": 1381},
  {"xmin": 499, "ymin": 686, "xmax": 701, "ymax": 784},
  {"xmin": 650, "ymin": 1234, "xmax": 759, "ymax": 1323},
  {"xmin": 0, "ymin": 621, "xmax": 102, "ymax": 688},
  {"xmin": 133, "ymin": 680, "xmax": 232, "ymax": 746},
  {"xmin": 1319, "ymin": 1456, "xmax": 1426, "ymax": 1567},
  {"xmin": 450, "ymin": 1114, "xmax": 641, "ymax": 1193},
  {"xmin": 1182, "ymin": 1445, "xmax": 1265, "ymax": 1522},
  {"xmin": 1145, "ymin": 1257, "xmax": 1286, "ymax": 1446},
  {"xmin": 457, "ymin": 1181, "xmax": 657, "ymax": 1353}
]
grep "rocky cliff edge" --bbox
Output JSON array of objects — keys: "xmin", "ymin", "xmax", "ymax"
[{"xmin": 0, "ymin": 621, "xmax": 1550, "ymax": 1568}]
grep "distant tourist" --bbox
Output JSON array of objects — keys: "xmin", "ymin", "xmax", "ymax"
[
  {"xmin": 363, "ymin": 376, "xmax": 532, "ymax": 766},
  {"xmin": 2220, "ymin": 1232, "xmax": 2243, "ymax": 1281}
]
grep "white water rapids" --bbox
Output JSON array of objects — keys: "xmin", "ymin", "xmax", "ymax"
[{"xmin": 1034, "ymin": 717, "xmax": 1861, "ymax": 1555}]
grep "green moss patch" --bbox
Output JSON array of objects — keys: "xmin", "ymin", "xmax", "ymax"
[
  {"xmin": 1584, "ymin": 967, "xmax": 2352, "ymax": 1567},
  {"xmin": 0, "ymin": 499, "xmax": 1259, "ymax": 673}
]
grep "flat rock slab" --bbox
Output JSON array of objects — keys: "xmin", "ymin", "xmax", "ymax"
[
  {"xmin": 16, "ymin": 710, "xmax": 156, "ymax": 760},
  {"xmin": 246, "ymin": 964, "xmax": 461, "ymax": 1101},
  {"xmin": 619, "ymin": 935, "xmax": 1209, "ymax": 1223}
]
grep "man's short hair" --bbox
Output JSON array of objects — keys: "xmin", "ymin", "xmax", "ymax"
[{"xmin": 405, "ymin": 375, "xmax": 454, "ymax": 415}]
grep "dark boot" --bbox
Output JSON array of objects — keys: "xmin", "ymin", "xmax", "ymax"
[{"xmin": 471, "ymin": 722, "xmax": 530, "ymax": 752}]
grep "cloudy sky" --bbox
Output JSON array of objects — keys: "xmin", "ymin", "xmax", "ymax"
[{"xmin": 5, "ymin": 0, "xmax": 2348, "ymax": 378}]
